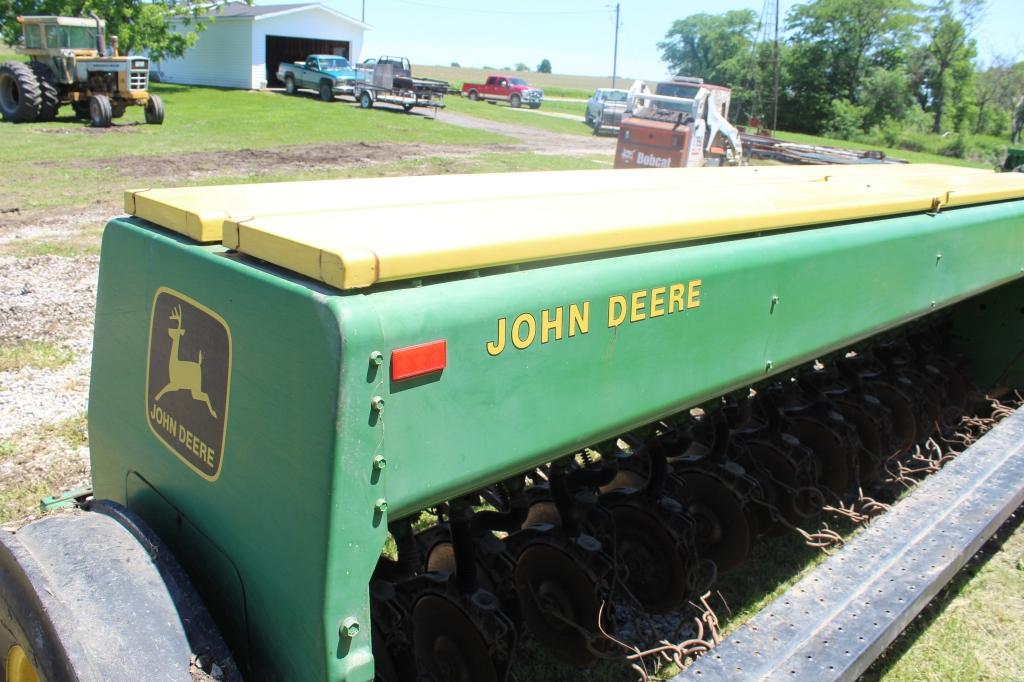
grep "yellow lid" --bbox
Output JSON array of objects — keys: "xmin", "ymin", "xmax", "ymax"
[
  {"xmin": 223, "ymin": 168, "xmax": 1024, "ymax": 289},
  {"xmin": 126, "ymin": 163, "xmax": 993, "ymax": 243}
]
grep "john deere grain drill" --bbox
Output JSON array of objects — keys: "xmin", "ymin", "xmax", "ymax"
[
  {"xmin": 0, "ymin": 14, "xmax": 162, "ymax": 127},
  {"xmin": 1, "ymin": 165, "xmax": 1023, "ymax": 681}
]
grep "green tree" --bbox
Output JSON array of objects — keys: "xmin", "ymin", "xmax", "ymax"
[
  {"xmin": 657, "ymin": 10, "xmax": 757, "ymax": 84},
  {"xmin": 919, "ymin": 0, "xmax": 982, "ymax": 133},
  {"xmin": 785, "ymin": 0, "xmax": 921, "ymax": 131},
  {"xmin": 537, "ymin": 59, "xmax": 551, "ymax": 73},
  {"xmin": 514, "ymin": 62, "xmax": 530, "ymax": 72},
  {"xmin": 976, "ymin": 57, "xmax": 1024, "ymax": 139},
  {"xmin": 860, "ymin": 67, "xmax": 918, "ymax": 130},
  {"xmin": 0, "ymin": 0, "xmax": 245, "ymax": 61}
]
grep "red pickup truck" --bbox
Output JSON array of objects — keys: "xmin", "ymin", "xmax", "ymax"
[{"xmin": 462, "ymin": 75, "xmax": 544, "ymax": 109}]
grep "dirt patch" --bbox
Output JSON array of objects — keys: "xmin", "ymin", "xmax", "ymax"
[
  {"xmin": 70, "ymin": 141, "xmax": 489, "ymax": 185},
  {"xmin": 436, "ymin": 111, "xmax": 616, "ymax": 156},
  {"xmin": 35, "ymin": 122, "xmax": 145, "ymax": 135}
]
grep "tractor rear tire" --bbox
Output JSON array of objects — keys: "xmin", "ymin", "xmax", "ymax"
[
  {"xmin": 0, "ymin": 61, "xmax": 42, "ymax": 123},
  {"xmin": 27, "ymin": 62, "xmax": 60, "ymax": 122},
  {"xmin": 89, "ymin": 94, "xmax": 112, "ymax": 128},
  {"xmin": 0, "ymin": 510, "xmax": 203, "ymax": 680},
  {"xmin": 145, "ymin": 94, "xmax": 165, "ymax": 125}
]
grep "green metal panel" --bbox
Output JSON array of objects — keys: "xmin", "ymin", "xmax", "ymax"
[
  {"xmin": 89, "ymin": 221, "xmax": 384, "ymax": 682},
  {"xmin": 88, "ymin": 200, "xmax": 1023, "ymax": 682},
  {"xmin": 350, "ymin": 201, "xmax": 1024, "ymax": 518},
  {"xmin": 949, "ymin": 277, "xmax": 1024, "ymax": 389}
]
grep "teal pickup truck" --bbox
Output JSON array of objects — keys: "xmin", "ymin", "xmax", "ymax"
[{"xmin": 276, "ymin": 54, "xmax": 368, "ymax": 102}]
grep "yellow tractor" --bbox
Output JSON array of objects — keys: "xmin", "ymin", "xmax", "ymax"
[{"xmin": 0, "ymin": 14, "xmax": 163, "ymax": 127}]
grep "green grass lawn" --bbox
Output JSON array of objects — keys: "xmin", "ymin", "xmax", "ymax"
[
  {"xmin": 445, "ymin": 95, "xmax": 593, "ymax": 136},
  {"xmin": 538, "ymin": 100, "xmax": 588, "ymax": 117},
  {"xmin": 0, "ymin": 83, "xmax": 513, "ymax": 166}
]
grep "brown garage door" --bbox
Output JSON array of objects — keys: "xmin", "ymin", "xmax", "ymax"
[{"xmin": 265, "ymin": 35, "xmax": 351, "ymax": 87}]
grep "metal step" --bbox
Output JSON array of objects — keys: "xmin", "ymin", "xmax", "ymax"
[{"xmin": 676, "ymin": 406, "xmax": 1024, "ymax": 681}]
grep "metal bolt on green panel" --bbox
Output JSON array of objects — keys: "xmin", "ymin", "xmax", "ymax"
[{"xmin": 339, "ymin": 618, "xmax": 360, "ymax": 639}]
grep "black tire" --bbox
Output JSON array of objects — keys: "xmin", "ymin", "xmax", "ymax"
[
  {"xmin": 27, "ymin": 62, "xmax": 60, "ymax": 121},
  {"xmin": 0, "ymin": 511, "xmax": 196, "ymax": 680},
  {"xmin": 467, "ymin": 89, "xmax": 479, "ymax": 101},
  {"xmin": 510, "ymin": 94, "xmax": 521, "ymax": 108},
  {"xmin": 284, "ymin": 75, "xmax": 297, "ymax": 95},
  {"xmin": 402, "ymin": 103, "xmax": 414, "ymax": 113},
  {"xmin": 359, "ymin": 90, "xmax": 373, "ymax": 109},
  {"xmin": 319, "ymin": 80, "xmax": 334, "ymax": 102},
  {"xmin": 0, "ymin": 61, "xmax": 42, "ymax": 123},
  {"xmin": 111, "ymin": 103, "xmax": 126, "ymax": 119},
  {"xmin": 145, "ymin": 94, "xmax": 164, "ymax": 125},
  {"xmin": 89, "ymin": 94, "xmax": 112, "ymax": 127}
]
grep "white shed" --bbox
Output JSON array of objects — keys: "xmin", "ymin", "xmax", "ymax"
[{"xmin": 154, "ymin": 3, "xmax": 370, "ymax": 90}]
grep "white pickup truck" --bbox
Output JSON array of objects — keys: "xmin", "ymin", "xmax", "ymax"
[{"xmin": 276, "ymin": 54, "xmax": 368, "ymax": 102}]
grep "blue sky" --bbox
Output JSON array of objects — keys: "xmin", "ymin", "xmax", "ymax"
[{"xmin": 319, "ymin": 0, "xmax": 1022, "ymax": 79}]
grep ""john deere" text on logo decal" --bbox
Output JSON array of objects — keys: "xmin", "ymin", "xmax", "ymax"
[{"xmin": 145, "ymin": 288, "xmax": 231, "ymax": 481}]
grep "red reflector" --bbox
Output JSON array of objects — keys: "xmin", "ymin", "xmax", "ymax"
[{"xmin": 391, "ymin": 340, "xmax": 447, "ymax": 381}]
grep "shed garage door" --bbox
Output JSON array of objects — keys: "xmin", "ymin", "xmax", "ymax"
[{"xmin": 265, "ymin": 35, "xmax": 351, "ymax": 87}]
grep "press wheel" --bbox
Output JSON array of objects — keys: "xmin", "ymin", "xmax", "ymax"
[
  {"xmin": 744, "ymin": 441, "xmax": 803, "ymax": 533},
  {"xmin": 788, "ymin": 418, "xmax": 852, "ymax": 495},
  {"xmin": 412, "ymin": 593, "xmax": 499, "ymax": 682},
  {"xmin": 514, "ymin": 543, "xmax": 600, "ymax": 666},
  {"xmin": 609, "ymin": 505, "xmax": 691, "ymax": 613},
  {"xmin": 674, "ymin": 470, "xmax": 752, "ymax": 572},
  {"xmin": 868, "ymin": 382, "xmax": 917, "ymax": 454}
]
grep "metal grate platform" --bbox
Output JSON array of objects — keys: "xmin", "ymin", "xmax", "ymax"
[{"xmin": 677, "ymin": 406, "xmax": 1024, "ymax": 681}]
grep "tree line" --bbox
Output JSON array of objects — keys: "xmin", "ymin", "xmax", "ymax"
[{"xmin": 658, "ymin": 0, "xmax": 1024, "ymax": 152}]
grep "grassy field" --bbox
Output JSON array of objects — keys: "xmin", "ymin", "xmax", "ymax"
[
  {"xmin": 538, "ymin": 99, "xmax": 589, "ymax": 117},
  {"xmin": 445, "ymin": 95, "xmax": 593, "ymax": 136},
  {"xmin": 0, "ymin": 83, "xmax": 526, "ymax": 212},
  {"xmin": 414, "ymin": 63, "xmax": 630, "ymax": 99},
  {"xmin": 0, "ymin": 83, "xmax": 511, "ymax": 165}
]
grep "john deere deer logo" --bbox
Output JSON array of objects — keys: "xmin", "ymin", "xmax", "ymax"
[
  {"xmin": 146, "ymin": 288, "xmax": 231, "ymax": 481},
  {"xmin": 155, "ymin": 305, "xmax": 218, "ymax": 418}
]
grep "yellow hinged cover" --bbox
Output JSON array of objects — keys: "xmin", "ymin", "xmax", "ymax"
[
  {"xmin": 128, "ymin": 163, "xmax": 997, "ymax": 243},
  {"xmin": 126, "ymin": 165, "xmax": 1024, "ymax": 289}
]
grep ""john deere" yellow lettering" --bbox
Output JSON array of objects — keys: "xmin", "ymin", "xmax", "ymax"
[{"xmin": 485, "ymin": 279, "xmax": 701, "ymax": 356}]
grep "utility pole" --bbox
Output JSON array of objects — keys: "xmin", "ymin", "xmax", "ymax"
[
  {"xmin": 611, "ymin": 3, "xmax": 620, "ymax": 88},
  {"xmin": 770, "ymin": 0, "xmax": 778, "ymax": 131},
  {"xmin": 361, "ymin": 0, "xmax": 366, "ymax": 22}
]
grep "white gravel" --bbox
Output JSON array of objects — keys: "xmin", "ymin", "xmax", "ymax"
[{"xmin": 0, "ymin": 254, "xmax": 97, "ymax": 438}]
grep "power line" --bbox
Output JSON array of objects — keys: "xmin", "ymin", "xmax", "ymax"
[{"xmin": 392, "ymin": 0, "xmax": 608, "ymax": 16}]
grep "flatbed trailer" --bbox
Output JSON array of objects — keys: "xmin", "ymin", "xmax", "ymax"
[
  {"xmin": 350, "ymin": 57, "xmax": 447, "ymax": 114},
  {"xmin": 1, "ymin": 164, "xmax": 1023, "ymax": 682}
]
